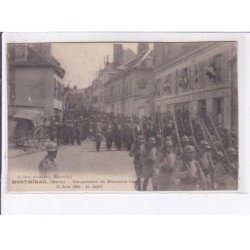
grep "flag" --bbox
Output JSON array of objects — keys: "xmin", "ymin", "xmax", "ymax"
[
  {"xmin": 28, "ymin": 96, "xmax": 31, "ymax": 102},
  {"xmin": 206, "ymin": 62, "xmax": 217, "ymax": 80}
]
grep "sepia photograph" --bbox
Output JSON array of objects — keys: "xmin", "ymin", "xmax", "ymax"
[{"xmin": 6, "ymin": 40, "xmax": 238, "ymax": 192}]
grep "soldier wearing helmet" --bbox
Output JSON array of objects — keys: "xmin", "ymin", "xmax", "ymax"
[
  {"xmin": 156, "ymin": 138, "xmax": 178, "ymax": 191},
  {"xmin": 129, "ymin": 135, "xmax": 145, "ymax": 190},
  {"xmin": 212, "ymin": 146, "xmax": 238, "ymax": 190},
  {"xmin": 105, "ymin": 124, "xmax": 113, "ymax": 151},
  {"xmin": 38, "ymin": 141, "xmax": 58, "ymax": 176},
  {"xmin": 181, "ymin": 135, "xmax": 190, "ymax": 148},
  {"xmin": 199, "ymin": 140, "xmax": 214, "ymax": 189},
  {"xmin": 174, "ymin": 135, "xmax": 190, "ymax": 157},
  {"xmin": 173, "ymin": 145, "xmax": 201, "ymax": 190},
  {"xmin": 188, "ymin": 136, "xmax": 195, "ymax": 146},
  {"xmin": 141, "ymin": 137, "xmax": 158, "ymax": 191}
]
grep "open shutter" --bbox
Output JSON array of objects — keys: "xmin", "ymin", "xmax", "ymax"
[
  {"xmin": 222, "ymin": 51, "xmax": 228, "ymax": 82},
  {"xmin": 203, "ymin": 58, "xmax": 210, "ymax": 84},
  {"xmin": 175, "ymin": 69, "xmax": 179, "ymax": 94},
  {"xmin": 197, "ymin": 61, "xmax": 204, "ymax": 87},
  {"xmin": 187, "ymin": 66, "xmax": 192, "ymax": 90},
  {"xmin": 169, "ymin": 73, "xmax": 173, "ymax": 93}
]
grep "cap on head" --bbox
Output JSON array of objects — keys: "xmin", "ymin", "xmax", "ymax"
[
  {"xmin": 46, "ymin": 141, "xmax": 58, "ymax": 152},
  {"xmin": 183, "ymin": 145, "xmax": 195, "ymax": 153}
]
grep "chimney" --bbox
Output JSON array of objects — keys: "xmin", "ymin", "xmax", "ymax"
[
  {"xmin": 113, "ymin": 44, "xmax": 123, "ymax": 68},
  {"xmin": 73, "ymin": 85, "xmax": 77, "ymax": 94},
  {"xmin": 137, "ymin": 43, "xmax": 149, "ymax": 55},
  {"xmin": 106, "ymin": 54, "xmax": 110, "ymax": 67}
]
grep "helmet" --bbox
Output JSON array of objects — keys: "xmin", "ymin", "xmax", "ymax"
[
  {"xmin": 211, "ymin": 135, "xmax": 217, "ymax": 141},
  {"xmin": 189, "ymin": 136, "xmax": 195, "ymax": 142},
  {"xmin": 183, "ymin": 145, "xmax": 195, "ymax": 153},
  {"xmin": 214, "ymin": 141, "xmax": 222, "ymax": 147},
  {"xmin": 148, "ymin": 137, "xmax": 156, "ymax": 144},
  {"xmin": 182, "ymin": 135, "xmax": 189, "ymax": 142},
  {"xmin": 46, "ymin": 141, "xmax": 58, "ymax": 152},
  {"xmin": 165, "ymin": 136, "xmax": 172, "ymax": 141},
  {"xmin": 227, "ymin": 147, "xmax": 238, "ymax": 155},
  {"xmin": 200, "ymin": 140, "xmax": 209, "ymax": 147},
  {"xmin": 165, "ymin": 141, "xmax": 173, "ymax": 147}
]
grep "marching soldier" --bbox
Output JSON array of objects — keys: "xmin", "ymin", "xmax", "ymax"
[
  {"xmin": 38, "ymin": 141, "xmax": 58, "ymax": 177},
  {"xmin": 55, "ymin": 121, "xmax": 63, "ymax": 146},
  {"xmin": 212, "ymin": 142, "xmax": 238, "ymax": 190},
  {"xmin": 200, "ymin": 140, "xmax": 214, "ymax": 189},
  {"xmin": 129, "ymin": 135, "xmax": 144, "ymax": 190},
  {"xmin": 181, "ymin": 135, "xmax": 190, "ymax": 148},
  {"xmin": 114, "ymin": 123, "xmax": 122, "ymax": 151},
  {"xmin": 105, "ymin": 125, "xmax": 113, "ymax": 151},
  {"xmin": 156, "ymin": 139, "xmax": 178, "ymax": 191},
  {"xmin": 141, "ymin": 137, "xmax": 158, "ymax": 191},
  {"xmin": 75, "ymin": 123, "xmax": 82, "ymax": 146},
  {"xmin": 95, "ymin": 129, "xmax": 102, "ymax": 152},
  {"xmin": 173, "ymin": 145, "xmax": 201, "ymax": 190}
]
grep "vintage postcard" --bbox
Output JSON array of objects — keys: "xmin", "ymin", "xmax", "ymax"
[{"xmin": 4, "ymin": 37, "xmax": 239, "ymax": 192}]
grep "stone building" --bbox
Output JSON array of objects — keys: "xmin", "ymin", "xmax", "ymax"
[
  {"xmin": 89, "ymin": 44, "xmax": 137, "ymax": 113},
  {"xmin": 104, "ymin": 43, "xmax": 154, "ymax": 116},
  {"xmin": 8, "ymin": 43, "xmax": 65, "ymax": 119},
  {"xmin": 153, "ymin": 41, "xmax": 238, "ymax": 131}
]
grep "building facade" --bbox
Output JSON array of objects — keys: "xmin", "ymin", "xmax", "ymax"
[
  {"xmin": 83, "ymin": 42, "xmax": 238, "ymax": 132},
  {"xmin": 153, "ymin": 42, "xmax": 237, "ymax": 132},
  {"xmin": 104, "ymin": 43, "xmax": 154, "ymax": 116},
  {"xmin": 8, "ymin": 43, "xmax": 65, "ymax": 119}
]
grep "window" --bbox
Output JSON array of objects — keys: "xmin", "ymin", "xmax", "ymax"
[
  {"xmin": 177, "ymin": 67, "xmax": 191, "ymax": 91},
  {"xmin": 192, "ymin": 64, "xmax": 199, "ymax": 86},
  {"xmin": 155, "ymin": 79, "xmax": 161, "ymax": 96},
  {"xmin": 163, "ymin": 74, "xmax": 172, "ymax": 94},
  {"xmin": 206, "ymin": 53, "xmax": 222, "ymax": 83}
]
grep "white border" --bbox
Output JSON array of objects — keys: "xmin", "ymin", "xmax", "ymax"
[{"xmin": 2, "ymin": 32, "xmax": 250, "ymax": 214}]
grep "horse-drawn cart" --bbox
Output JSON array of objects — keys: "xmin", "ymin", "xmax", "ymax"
[{"xmin": 12, "ymin": 109, "xmax": 49, "ymax": 148}]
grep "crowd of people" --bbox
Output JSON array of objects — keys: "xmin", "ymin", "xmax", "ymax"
[{"xmin": 42, "ymin": 107, "xmax": 238, "ymax": 191}]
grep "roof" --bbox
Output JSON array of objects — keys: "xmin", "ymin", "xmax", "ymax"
[
  {"xmin": 123, "ymin": 48, "xmax": 154, "ymax": 70},
  {"xmin": 10, "ymin": 46, "xmax": 65, "ymax": 78}
]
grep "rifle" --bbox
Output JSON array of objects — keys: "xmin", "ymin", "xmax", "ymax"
[
  {"xmin": 207, "ymin": 113, "xmax": 235, "ymax": 172},
  {"xmin": 157, "ymin": 112, "xmax": 167, "ymax": 164},
  {"xmin": 157, "ymin": 112, "xmax": 164, "ymax": 147},
  {"xmin": 172, "ymin": 112, "xmax": 182, "ymax": 154},
  {"xmin": 189, "ymin": 117, "xmax": 208, "ymax": 189}
]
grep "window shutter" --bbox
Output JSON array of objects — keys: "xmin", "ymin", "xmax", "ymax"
[
  {"xmin": 170, "ymin": 73, "xmax": 173, "ymax": 93},
  {"xmin": 203, "ymin": 58, "xmax": 210, "ymax": 84},
  {"xmin": 222, "ymin": 51, "xmax": 228, "ymax": 82},
  {"xmin": 175, "ymin": 69, "xmax": 179, "ymax": 94},
  {"xmin": 197, "ymin": 61, "xmax": 204, "ymax": 87},
  {"xmin": 187, "ymin": 66, "xmax": 192, "ymax": 90}
]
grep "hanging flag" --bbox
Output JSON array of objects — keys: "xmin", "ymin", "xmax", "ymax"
[
  {"xmin": 206, "ymin": 62, "xmax": 217, "ymax": 80},
  {"xmin": 28, "ymin": 96, "xmax": 31, "ymax": 102}
]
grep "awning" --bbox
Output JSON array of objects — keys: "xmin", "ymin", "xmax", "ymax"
[{"xmin": 13, "ymin": 109, "xmax": 44, "ymax": 125}]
